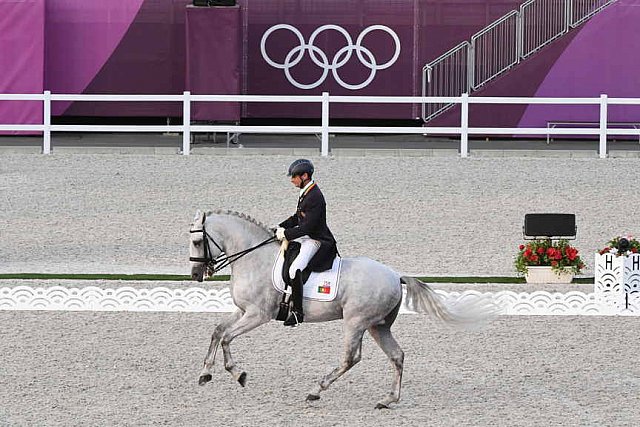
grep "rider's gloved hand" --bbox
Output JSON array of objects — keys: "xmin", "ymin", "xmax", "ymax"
[{"xmin": 275, "ymin": 227, "xmax": 286, "ymax": 241}]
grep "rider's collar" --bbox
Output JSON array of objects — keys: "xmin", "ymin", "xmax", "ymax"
[{"xmin": 299, "ymin": 180, "xmax": 315, "ymax": 197}]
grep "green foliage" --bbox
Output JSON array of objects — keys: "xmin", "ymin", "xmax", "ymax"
[{"xmin": 599, "ymin": 235, "xmax": 640, "ymax": 256}]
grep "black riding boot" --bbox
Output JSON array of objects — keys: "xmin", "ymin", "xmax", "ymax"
[{"xmin": 284, "ymin": 270, "xmax": 304, "ymax": 326}]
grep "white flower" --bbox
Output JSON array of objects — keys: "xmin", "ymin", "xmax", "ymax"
[{"xmin": 611, "ymin": 248, "xmax": 619, "ymax": 254}]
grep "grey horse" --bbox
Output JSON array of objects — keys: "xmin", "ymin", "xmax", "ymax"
[{"xmin": 190, "ymin": 210, "xmax": 495, "ymax": 409}]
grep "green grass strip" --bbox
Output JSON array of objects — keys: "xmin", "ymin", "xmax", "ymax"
[{"xmin": 0, "ymin": 273, "xmax": 595, "ymax": 284}]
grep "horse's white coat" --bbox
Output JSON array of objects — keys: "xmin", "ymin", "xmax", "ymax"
[{"xmin": 189, "ymin": 210, "xmax": 495, "ymax": 408}]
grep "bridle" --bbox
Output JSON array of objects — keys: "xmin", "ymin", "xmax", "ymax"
[{"xmin": 189, "ymin": 214, "xmax": 277, "ymax": 274}]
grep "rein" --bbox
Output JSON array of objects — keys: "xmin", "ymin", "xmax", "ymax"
[{"xmin": 189, "ymin": 220, "xmax": 277, "ymax": 274}]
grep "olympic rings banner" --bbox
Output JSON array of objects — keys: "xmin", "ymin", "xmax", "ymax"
[
  {"xmin": 260, "ymin": 24, "xmax": 401, "ymax": 91},
  {"xmin": 243, "ymin": 0, "xmax": 425, "ymax": 120}
]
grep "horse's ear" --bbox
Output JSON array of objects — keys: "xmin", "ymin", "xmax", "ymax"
[{"xmin": 193, "ymin": 210, "xmax": 204, "ymax": 224}]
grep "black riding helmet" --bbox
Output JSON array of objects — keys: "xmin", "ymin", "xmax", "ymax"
[{"xmin": 287, "ymin": 158, "xmax": 314, "ymax": 177}]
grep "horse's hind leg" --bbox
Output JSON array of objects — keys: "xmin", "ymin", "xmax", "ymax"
[
  {"xmin": 368, "ymin": 323, "xmax": 404, "ymax": 409},
  {"xmin": 306, "ymin": 325, "xmax": 366, "ymax": 401},
  {"xmin": 199, "ymin": 309, "xmax": 243, "ymax": 386}
]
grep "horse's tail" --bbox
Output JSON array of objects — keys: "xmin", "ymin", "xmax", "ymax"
[{"xmin": 400, "ymin": 276, "xmax": 498, "ymax": 328}]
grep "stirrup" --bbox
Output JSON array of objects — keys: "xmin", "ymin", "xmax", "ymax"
[{"xmin": 283, "ymin": 311, "xmax": 303, "ymax": 327}]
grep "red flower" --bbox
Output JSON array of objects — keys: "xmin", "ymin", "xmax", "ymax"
[
  {"xmin": 519, "ymin": 244, "xmax": 525, "ymax": 250},
  {"xmin": 565, "ymin": 247, "xmax": 578, "ymax": 261},
  {"xmin": 536, "ymin": 247, "xmax": 545, "ymax": 255},
  {"xmin": 551, "ymin": 261, "xmax": 558, "ymax": 267},
  {"xmin": 632, "ymin": 248, "xmax": 638, "ymax": 253}
]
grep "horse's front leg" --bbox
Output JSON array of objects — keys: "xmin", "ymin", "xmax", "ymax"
[
  {"xmin": 219, "ymin": 309, "xmax": 270, "ymax": 387},
  {"xmin": 199, "ymin": 309, "xmax": 243, "ymax": 386}
]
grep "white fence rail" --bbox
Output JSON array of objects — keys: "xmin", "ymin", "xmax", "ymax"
[
  {"xmin": 1, "ymin": 91, "xmax": 640, "ymax": 158},
  {"xmin": 2, "ymin": 285, "xmax": 638, "ymax": 316}
]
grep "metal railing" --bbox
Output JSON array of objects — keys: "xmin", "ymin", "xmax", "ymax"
[
  {"xmin": 2, "ymin": 91, "xmax": 639, "ymax": 159},
  {"xmin": 570, "ymin": 0, "xmax": 615, "ymax": 26},
  {"xmin": 471, "ymin": 11, "xmax": 520, "ymax": 89},
  {"xmin": 422, "ymin": 42, "xmax": 470, "ymax": 121},
  {"xmin": 422, "ymin": 0, "xmax": 618, "ymax": 121},
  {"xmin": 520, "ymin": 0, "xmax": 568, "ymax": 59}
]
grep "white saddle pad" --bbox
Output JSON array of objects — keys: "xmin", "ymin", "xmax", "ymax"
[{"xmin": 271, "ymin": 248, "xmax": 342, "ymax": 302}]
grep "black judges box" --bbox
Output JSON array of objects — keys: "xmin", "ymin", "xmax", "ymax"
[{"xmin": 523, "ymin": 213, "xmax": 576, "ymax": 239}]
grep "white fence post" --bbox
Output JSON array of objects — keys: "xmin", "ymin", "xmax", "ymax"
[
  {"xmin": 599, "ymin": 94, "xmax": 607, "ymax": 159},
  {"xmin": 460, "ymin": 93, "xmax": 469, "ymax": 158},
  {"xmin": 182, "ymin": 91, "xmax": 191, "ymax": 155},
  {"xmin": 321, "ymin": 92, "xmax": 329, "ymax": 156},
  {"xmin": 43, "ymin": 90, "xmax": 51, "ymax": 154}
]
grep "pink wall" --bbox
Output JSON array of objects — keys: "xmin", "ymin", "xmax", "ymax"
[{"xmin": 0, "ymin": 0, "xmax": 45, "ymax": 133}]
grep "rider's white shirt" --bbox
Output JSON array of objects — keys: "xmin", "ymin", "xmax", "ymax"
[{"xmin": 299, "ymin": 180, "xmax": 315, "ymax": 197}]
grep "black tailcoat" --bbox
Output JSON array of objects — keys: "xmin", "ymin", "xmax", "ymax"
[{"xmin": 279, "ymin": 183, "xmax": 337, "ymax": 272}]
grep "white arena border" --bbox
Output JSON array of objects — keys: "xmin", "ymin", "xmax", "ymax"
[{"xmin": 0, "ymin": 285, "xmax": 637, "ymax": 316}]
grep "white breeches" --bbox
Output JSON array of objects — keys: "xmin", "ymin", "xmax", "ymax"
[{"xmin": 289, "ymin": 236, "xmax": 320, "ymax": 279}]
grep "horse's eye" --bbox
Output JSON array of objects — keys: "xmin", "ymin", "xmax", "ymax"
[{"xmin": 193, "ymin": 241, "xmax": 202, "ymax": 247}]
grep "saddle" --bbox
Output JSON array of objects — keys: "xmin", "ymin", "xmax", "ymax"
[{"xmin": 272, "ymin": 240, "xmax": 342, "ymax": 320}]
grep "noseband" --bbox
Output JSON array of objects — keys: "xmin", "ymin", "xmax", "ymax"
[{"xmin": 189, "ymin": 215, "xmax": 277, "ymax": 274}]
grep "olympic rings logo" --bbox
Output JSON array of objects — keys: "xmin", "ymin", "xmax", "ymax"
[{"xmin": 260, "ymin": 24, "xmax": 401, "ymax": 90}]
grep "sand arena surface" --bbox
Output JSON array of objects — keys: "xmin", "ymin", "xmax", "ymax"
[
  {"xmin": 1, "ymin": 153, "xmax": 640, "ymax": 276},
  {"xmin": 0, "ymin": 310, "xmax": 639, "ymax": 426},
  {"xmin": 3, "ymin": 153, "xmax": 640, "ymax": 425}
]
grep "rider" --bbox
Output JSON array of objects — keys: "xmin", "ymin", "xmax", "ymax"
[{"xmin": 276, "ymin": 159, "xmax": 337, "ymax": 326}]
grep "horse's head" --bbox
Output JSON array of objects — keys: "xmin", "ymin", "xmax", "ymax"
[{"xmin": 189, "ymin": 210, "xmax": 223, "ymax": 282}]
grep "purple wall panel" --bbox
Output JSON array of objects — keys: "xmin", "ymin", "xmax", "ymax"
[
  {"xmin": 45, "ymin": 0, "xmax": 145, "ymax": 115},
  {"xmin": 44, "ymin": 0, "xmax": 524, "ymax": 119},
  {"xmin": 60, "ymin": 0, "xmax": 186, "ymax": 117},
  {"xmin": 186, "ymin": 5, "xmax": 241, "ymax": 121},
  {"xmin": 518, "ymin": 0, "xmax": 640, "ymax": 128},
  {"xmin": 1, "ymin": 0, "xmax": 634, "ymax": 125},
  {"xmin": 0, "ymin": 0, "xmax": 44, "ymax": 133}
]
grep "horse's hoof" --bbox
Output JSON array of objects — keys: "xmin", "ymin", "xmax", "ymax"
[
  {"xmin": 375, "ymin": 402, "xmax": 390, "ymax": 410},
  {"xmin": 306, "ymin": 394, "xmax": 320, "ymax": 401},
  {"xmin": 198, "ymin": 374, "xmax": 212, "ymax": 386},
  {"xmin": 237, "ymin": 372, "xmax": 247, "ymax": 387}
]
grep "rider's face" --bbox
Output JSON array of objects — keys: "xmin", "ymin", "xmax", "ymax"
[{"xmin": 290, "ymin": 173, "xmax": 307, "ymax": 188}]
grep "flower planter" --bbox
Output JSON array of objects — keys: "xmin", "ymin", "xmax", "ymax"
[
  {"xmin": 594, "ymin": 253, "xmax": 640, "ymax": 313},
  {"xmin": 525, "ymin": 266, "xmax": 574, "ymax": 284},
  {"xmin": 516, "ymin": 239, "xmax": 583, "ymax": 284}
]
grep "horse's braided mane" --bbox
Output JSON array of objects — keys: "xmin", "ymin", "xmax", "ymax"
[{"xmin": 207, "ymin": 209, "xmax": 272, "ymax": 234}]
